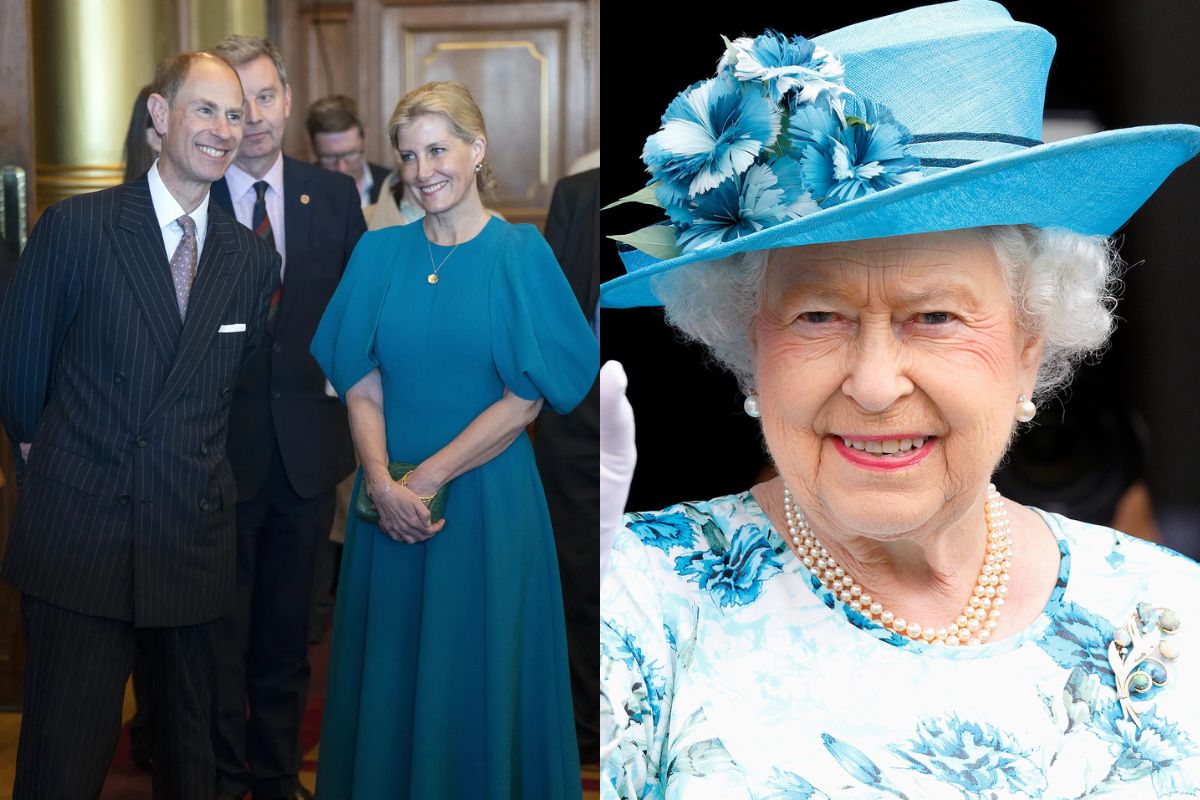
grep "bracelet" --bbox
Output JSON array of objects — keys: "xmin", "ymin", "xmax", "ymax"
[
  {"xmin": 368, "ymin": 473, "xmax": 393, "ymax": 501},
  {"xmin": 400, "ymin": 472, "xmax": 437, "ymax": 508}
]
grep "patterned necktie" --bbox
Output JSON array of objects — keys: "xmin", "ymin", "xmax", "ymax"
[
  {"xmin": 170, "ymin": 214, "xmax": 197, "ymax": 319},
  {"xmin": 252, "ymin": 180, "xmax": 282, "ymax": 324}
]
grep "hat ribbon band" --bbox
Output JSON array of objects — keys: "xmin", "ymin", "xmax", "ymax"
[{"xmin": 910, "ymin": 132, "xmax": 1043, "ymax": 169}]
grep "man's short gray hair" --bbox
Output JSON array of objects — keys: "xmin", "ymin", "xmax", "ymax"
[
  {"xmin": 213, "ymin": 34, "xmax": 289, "ymax": 88},
  {"xmin": 651, "ymin": 225, "xmax": 1121, "ymax": 402}
]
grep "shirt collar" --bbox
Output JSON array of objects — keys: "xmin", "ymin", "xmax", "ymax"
[
  {"xmin": 361, "ymin": 161, "xmax": 374, "ymax": 193},
  {"xmin": 225, "ymin": 151, "xmax": 285, "ymax": 201},
  {"xmin": 147, "ymin": 160, "xmax": 210, "ymax": 234}
]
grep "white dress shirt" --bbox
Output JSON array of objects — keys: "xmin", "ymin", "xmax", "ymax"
[
  {"xmin": 223, "ymin": 154, "xmax": 287, "ymax": 280},
  {"xmin": 358, "ymin": 161, "xmax": 375, "ymax": 209},
  {"xmin": 147, "ymin": 160, "xmax": 210, "ymax": 261}
]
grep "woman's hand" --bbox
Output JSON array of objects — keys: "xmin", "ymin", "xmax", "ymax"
[{"xmin": 367, "ymin": 470, "xmax": 446, "ymax": 544}]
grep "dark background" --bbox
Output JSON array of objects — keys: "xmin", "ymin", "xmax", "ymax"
[{"xmin": 599, "ymin": 2, "xmax": 1200, "ymax": 557}]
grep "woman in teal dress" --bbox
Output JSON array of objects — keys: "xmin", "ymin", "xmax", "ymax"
[{"xmin": 311, "ymin": 81, "xmax": 596, "ymax": 799}]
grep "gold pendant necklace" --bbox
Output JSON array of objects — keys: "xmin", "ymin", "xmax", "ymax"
[{"xmin": 426, "ymin": 239, "xmax": 460, "ymax": 285}]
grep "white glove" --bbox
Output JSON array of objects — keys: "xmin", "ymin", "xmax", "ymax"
[{"xmin": 600, "ymin": 360, "xmax": 636, "ymax": 583}]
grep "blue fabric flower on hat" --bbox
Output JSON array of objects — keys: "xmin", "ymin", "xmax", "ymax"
[
  {"xmin": 718, "ymin": 29, "xmax": 849, "ymax": 109},
  {"xmin": 676, "ymin": 159, "xmax": 819, "ymax": 251},
  {"xmin": 799, "ymin": 100, "xmax": 922, "ymax": 206},
  {"xmin": 642, "ymin": 72, "xmax": 781, "ymax": 208}
]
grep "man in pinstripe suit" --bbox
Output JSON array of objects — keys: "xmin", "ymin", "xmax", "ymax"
[{"xmin": 0, "ymin": 52, "xmax": 278, "ymax": 799}]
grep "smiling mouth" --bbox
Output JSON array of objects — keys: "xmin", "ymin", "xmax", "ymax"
[
  {"xmin": 419, "ymin": 181, "xmax": 448, "ymax": 195},
  {"xmin": 838, "ymin": 436, "xmax": 935, "ymax": 457},
  {"xmin": 197, "ymin": 145, "xmax": 228, "ymax": 158}
]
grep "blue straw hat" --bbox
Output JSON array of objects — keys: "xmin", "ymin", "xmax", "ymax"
[{"xmin": 601, "ymin": 0, "xmax": 1200, "ymax": 309}]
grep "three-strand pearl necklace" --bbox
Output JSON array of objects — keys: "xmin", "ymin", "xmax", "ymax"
[{"xmin": 781, "ymin": 483, "xmax": 1012, "ymax": 646}]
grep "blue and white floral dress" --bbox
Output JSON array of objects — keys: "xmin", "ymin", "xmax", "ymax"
[{"xmin": 601, "ymin": 492, "xmax": 1200, "ymax": 799}]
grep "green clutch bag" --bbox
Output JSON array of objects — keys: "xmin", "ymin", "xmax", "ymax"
[{"xmin": 355, "ymin": 462, "xmax": 450, "ymax": 524}]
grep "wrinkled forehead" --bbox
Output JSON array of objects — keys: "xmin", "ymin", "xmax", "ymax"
[{"xmin": 763, "ymin": 229, "xmax": 1008, "ymax": 305}]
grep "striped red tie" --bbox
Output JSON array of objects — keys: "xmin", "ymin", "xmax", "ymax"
[{"xmin": 252, "ymin": 180, "xmax": 281, "ymax": 323}]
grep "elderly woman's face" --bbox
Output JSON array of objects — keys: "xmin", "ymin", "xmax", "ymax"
[{"xmin": 752, "ymin": 230, "xmax": 1042, "ymax": 539}]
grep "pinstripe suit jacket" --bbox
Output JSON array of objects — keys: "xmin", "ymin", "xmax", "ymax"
[{"xmin": 0, "ymin": 177, "xmax": 279, "ymax": 626}]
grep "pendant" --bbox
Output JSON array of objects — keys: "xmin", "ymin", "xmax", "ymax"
[{"xmin": 427, "ymin": 273, "xmax": 439, "ymax": 285}]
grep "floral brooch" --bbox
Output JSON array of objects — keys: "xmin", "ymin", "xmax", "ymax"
[{"xmin": 1107, "ymin": 601, "xmax": 1181, "ymax": 728}]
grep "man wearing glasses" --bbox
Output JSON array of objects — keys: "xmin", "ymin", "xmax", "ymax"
[{"xmin": 306, "ymin": 95, "xmax": 390, "ymax": 208}]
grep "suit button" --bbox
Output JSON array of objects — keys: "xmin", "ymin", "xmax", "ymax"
[
  {"xmin": 272, "ymin": 391, "xmax": 281, "ymax": 399},
  {"xmin": 221, "ymin": 387, "xmax": 232, "ymax": 399},
  {"xmin": 135, "ymin": 435, "xmax": 148, "ymax": 448},
  {"xmin": 117, "ymin": 494, "xmax": 131, "ymax": 505},
  {"xmin": 113, "ymin": 372, "xmax": 126, "ymax": 384},
  {"xmin": 200, "ymin": 443, "xmax": 209, "ymax": 455},
  {"xmin": 272, "ymin": 343, "xmax": 282, "ymax": 353},
  {"xmin": 199, "ymin": 499, "xmax": 211, "ymax": 512}
]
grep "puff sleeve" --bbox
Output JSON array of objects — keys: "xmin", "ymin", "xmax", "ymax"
[
  {"xmin": 310, "ymin": 230, "xmax": 395, "ymax": 399},
  {"xmin": 489, "ymin": 224, "xmax": 599, "ymax": 414}
]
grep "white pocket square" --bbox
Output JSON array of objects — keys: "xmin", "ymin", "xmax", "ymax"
[
  {"xmin": 324, "ymin": 380, "xmax": 339, "ymax": 398},
  {"xmin": 218, "ymin": 323, "xmax": 247, "ymax": 333}
]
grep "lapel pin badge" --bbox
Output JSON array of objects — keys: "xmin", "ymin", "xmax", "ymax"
[{"xmin": 300, "ymin": 194, "xmax": 311, "ymax": 205}]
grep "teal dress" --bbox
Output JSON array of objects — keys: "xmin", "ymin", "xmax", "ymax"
[{"xmin": 311, "ymin": 217, "xmax": 596, "ymax": 799}]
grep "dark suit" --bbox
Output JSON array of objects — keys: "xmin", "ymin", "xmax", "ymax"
[
  {"xmin": 367, "ymin": 161, "xmax": 391, "ymax": 205},
  {"xmin": 210, "ymin": 157, "xmax": 364, "ymax": 798},
  {"xmin": 0, "ymin": 177, "xmax": 278, "ymax": 798},
  {"xmin": 532, "ymin": 168, "xmax": 600, "ymax": 762}
]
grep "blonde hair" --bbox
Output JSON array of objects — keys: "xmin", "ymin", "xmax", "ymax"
[{"xmin": 388, "ymin": 81, "xmax": 496, "ymax": 198}]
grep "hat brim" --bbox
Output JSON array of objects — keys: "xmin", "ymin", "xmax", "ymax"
[{"xmin": 601, "ymin": 124, "xmax": 1200, "ymax": 309}]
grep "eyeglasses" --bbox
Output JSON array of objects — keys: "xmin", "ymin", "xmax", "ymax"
[{"xmin": 317, "ymin": 147, "xmax": 365, "ymax": 167}]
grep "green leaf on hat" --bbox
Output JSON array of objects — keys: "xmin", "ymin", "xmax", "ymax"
[
  {"xmin": 607, "ymin": 223, "xmax": 682, "ymax": 260},
  {"xmin": 601, "ymin": 183, "xmax": 663, "ymax": 211}
]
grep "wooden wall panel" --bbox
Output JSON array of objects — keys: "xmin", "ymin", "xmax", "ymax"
[
  {"xmin": 282, "ymin": 3, "xmax": 356, "ymax": 160},
  {"xmin": 277, "ymin": 0, "xmax": 598, "ymax": 227}
]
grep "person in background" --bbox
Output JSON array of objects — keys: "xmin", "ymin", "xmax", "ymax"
[
  {"xmin": 311, "ymin": 79, "xmax": 597, "ymax": 798},
  {"xmin": 0, "ymin": 51, "xmax": 277, "ymax": 798},
  {"xmin": 533, "ymin": 165, "xmax": 601, "ymax": 766},
  {"xmin": 123, "ymin": 84, "xmax": 162, "ymax": 183},
  {"xmin": 209, "ymin": 35, "xmax": 365, "ymax": 800},
  {"xmin": 306, "ymin": 94, "xmax": 390, "ymax": 208}
]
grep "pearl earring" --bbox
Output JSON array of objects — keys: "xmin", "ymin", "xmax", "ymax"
[
  {"xmin": 474, "ymin": 162, "xmax": 483, "ymax": 174},
  {"xmin": 1016, "ymin": 394, "xmax": 1036, "ymax": 423},
  {"xmin": 744, "ymin": 394, "xmax": 762, "ymax": 418}
]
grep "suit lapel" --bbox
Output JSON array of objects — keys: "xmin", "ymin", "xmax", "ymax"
[
  {"xmin": 210, "ymin": 176, "xmax": 234, "ymax": 218},
  {"xmin": 276, "ymin": 157, "xmax": 309, "ymax": 334},
  {"xmin": 110, "ymin": 178, "xmax": 182, "ymax": 364},
  {"xmin": 143, "ymin": 209, "xmax": 243, "ymax": 426}
]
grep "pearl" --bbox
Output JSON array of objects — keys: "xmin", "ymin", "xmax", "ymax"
[
  {"xmin": 743, "ymin": 394, "xmax": 762, "ymax": 418},
  {"xmin": 781, "ymin": 482, "xmax": 1010, "ymax": 647}
]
